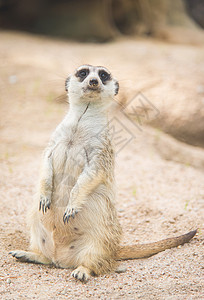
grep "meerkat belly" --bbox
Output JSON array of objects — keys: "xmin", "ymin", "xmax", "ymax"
[
  {"xmin": 52, "ymin": 185, "xmax": 121, "ymax": 269},
  {"xmin": 51, "ymin": 140, "xmax": 86, "ymax": 208}
]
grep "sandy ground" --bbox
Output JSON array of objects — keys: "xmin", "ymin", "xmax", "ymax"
[{"xmin": 0, "ymin": 31, "xmax": 204, "ymax": 299}]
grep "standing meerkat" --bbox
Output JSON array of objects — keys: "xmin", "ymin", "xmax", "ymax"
[{"xmin": 10, "ymin": 65, "xmax": 196, "ymax": 282}]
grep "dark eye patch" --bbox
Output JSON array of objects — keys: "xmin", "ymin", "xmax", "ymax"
[
  {"xmin": 75, "ymin": 68, "xmax": 89, "ymax": 81},
  {"xmin": 65, "ymin": 76, "xmax": 70, "ymax": 92},
  {"xmin": 98, "ymin": 70, "xmax": 111, "ymax": 84},
  {"xmin": 115, "ymin": 81, "xmax": 119, "ymax": 95}
]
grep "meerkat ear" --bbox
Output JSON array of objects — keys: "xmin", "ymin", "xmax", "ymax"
[
  {"xmin": 114, "ymin": 80, "xmax": 119, "ymax": 95},
  {"xmin": 65, "ymin": 76, "xmax": 70, "ymax": 92}
]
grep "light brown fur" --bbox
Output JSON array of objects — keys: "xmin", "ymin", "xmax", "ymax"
[{"xmin": 9, "ymin": 65, "xmax": 196, "ymax": 282}]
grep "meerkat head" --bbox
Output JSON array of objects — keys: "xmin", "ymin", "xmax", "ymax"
[{"xmin": 65, "ymin": 65, "xmax": 119, "ymax": 106}]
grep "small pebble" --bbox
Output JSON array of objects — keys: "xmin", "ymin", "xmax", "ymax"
[
  {"xmin": 115, "ymin": 266, "xmax": 127, "ymax": 273},
  {"xmin": 7, "ymin": 278, "xmax": 11, "ymax": 284}
]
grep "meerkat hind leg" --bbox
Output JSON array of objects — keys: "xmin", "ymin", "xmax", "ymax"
[
  {"xmin": 9, "ymin": 250, "xmax": 51, "ymax": 265},
  {"xmin": 71, "ymin": 266, "xmax": 92, "ymax": 282}
]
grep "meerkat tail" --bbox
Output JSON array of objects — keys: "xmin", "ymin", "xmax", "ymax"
[{"xmin": 116, "ymin": 229, "xmax": 197, "ymax": 260}]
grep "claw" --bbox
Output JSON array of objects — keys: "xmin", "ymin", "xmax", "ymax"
[
  {"xmin": 72, "ymin": 210, "xmax": 78, "ymax": 218},
  {"xmin": 71, "ymin": 267, "xmax": 89, "ymax": 282},
  {"xmin": 63, "ymin": 207, "xmax": 78, "ymax": 224},
  {"xmin": 73, "ymin": 271, "xmax": 79, "ymax": 279},
  {"xmin": 63, "ymin": 213, "xmax": 70, "ymax": 224},
  {"xmin": 82, "ymin": 274, "xmax": 85, "ymax": 282},
  {"xmin": 39, "ymin": 195, "xmax": 51, "ymax": 214}
]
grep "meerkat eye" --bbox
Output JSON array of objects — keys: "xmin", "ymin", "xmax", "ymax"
[
  {"xmin": 76, "ymin": 69, "xmax": 89, "ymax": 80},
  {"xmin": 79, "ymin": 70, "xmax": 87, "ymax": 77},
  {"xmin": 99, "ymin": 70, "xmax": 111, "ymax": 83}
]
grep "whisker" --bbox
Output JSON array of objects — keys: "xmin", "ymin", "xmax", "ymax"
[{"xmin": 54, "ymin": 94, "xmax": 68, "ymax": 104}]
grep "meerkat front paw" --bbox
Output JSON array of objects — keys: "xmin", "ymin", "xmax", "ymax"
[
  {"xmin": 63, "ymin": 205, "xmax": 79, "ymax": 224},
  {"xmin": 39, "ymin": 194, "xmax": 51, "ymax": 214}
]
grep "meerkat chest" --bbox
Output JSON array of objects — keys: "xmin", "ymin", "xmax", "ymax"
[{"xmin": 51, "ymin": 123, "xmax": 97, "ymax": 175}]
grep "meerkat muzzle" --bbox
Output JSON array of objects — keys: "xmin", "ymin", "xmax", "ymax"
[{"xmin": 88, "ymin": 78, "xmax": 100, "ymax": 90}]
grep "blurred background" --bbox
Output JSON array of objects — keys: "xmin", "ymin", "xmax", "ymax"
[
  {"xmin": 0, "ymin": 0, "xmax": 204, "ymax": 42},
  {"xmin": 0, "ymin": 0, "xmax": 204, "ymax": 149}
]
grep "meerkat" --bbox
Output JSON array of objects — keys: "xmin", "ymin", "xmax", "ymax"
[{"xmin": 9, "ymin": 65, "xmax": 197, "ymax": 282}]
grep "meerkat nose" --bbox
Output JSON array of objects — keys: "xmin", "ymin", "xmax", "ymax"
[{"xmin": 89, "ymin": 79, "xmax": 99, "ymax": 87}]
